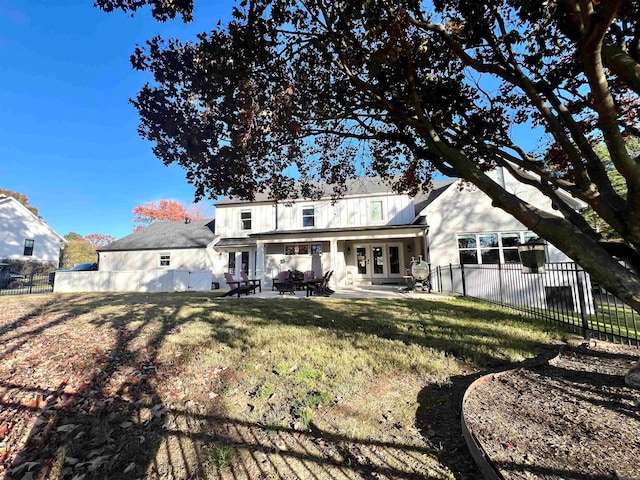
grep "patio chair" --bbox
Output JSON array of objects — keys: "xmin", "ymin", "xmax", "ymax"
[
  {"xmin": 240, "ymin": 272, "xmax": 261, "ymax": 293},
  {"xmin": 223, "ymin": 273, "xmax": 253, "ymax": 297},
  {"xmin": 273, "ymin": 271, "xmax": 295, "ymax": 295},
  {"xmin": 272, "ymin": 271, "xmax": 290, "ymax": 291},
  {"xmin": 306, "ymin": 270, "xmax": 334, "ymax": 297}
]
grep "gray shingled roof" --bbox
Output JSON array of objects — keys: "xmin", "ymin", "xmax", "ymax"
[
  {"xmin": 413, "ymin": 180, "xmax": 456, "ymax": 216},
  {"xmin": 99, "ymin": 219, "xmax": 217, "ymax": 251},
  {"xmin": 216, "ymin": 177, "xmax": 423, "ymax": 206}
]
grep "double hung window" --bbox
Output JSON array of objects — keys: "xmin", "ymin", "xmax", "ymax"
[
  {"xmin": 240, "ymin": 210, "xmax": 252, "ymax": 230},
  {"xmin": 23, "ymin": 239, "xmax": 34, "ymax": 256},
  {"xmin": 302, "ymin": 207, "xmax": 315, "ymax": 227}
]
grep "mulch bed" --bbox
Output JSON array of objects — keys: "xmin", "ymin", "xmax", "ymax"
[{"xmin": 463, "ymin": 341, "xmax": 640, "ymax": 480}]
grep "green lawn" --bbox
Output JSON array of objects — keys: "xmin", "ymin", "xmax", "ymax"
[{"xmin": 0, "ymin": 293, "xmax": 563, "ymax": 479}]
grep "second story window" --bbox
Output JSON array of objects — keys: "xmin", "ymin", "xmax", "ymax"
[
  {"xmin": 370, "ymin": 201, "xmax": 383, "ymax": 222},
  {"xmin": 23, "ymin": 239, "xmax": 34, "ymax": 256},
  {"xmin": 302, "ymin": 206, "xmax": 315, "ymax": 227},
  {"xmin": 241, "ymin": 210, "xmax": 252, "ymax": 230}
]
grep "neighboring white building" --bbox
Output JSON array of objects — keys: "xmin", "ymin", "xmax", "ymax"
[{"xmin": 0, "ymin": 195, "xmax": 64, "ymax": 264}]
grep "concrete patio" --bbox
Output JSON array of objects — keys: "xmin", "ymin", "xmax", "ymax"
[{"xmin": 220, "ymin": 284, "xmax": 449, "ymax": 299}]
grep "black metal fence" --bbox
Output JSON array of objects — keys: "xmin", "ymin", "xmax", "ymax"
[
  {"xmin": 429, "ymin": 262, "xmax": 639, "ymax": 346},
  {"xmin": 0, "ymin": 272, "xmax": 53, "ymax": 296}
]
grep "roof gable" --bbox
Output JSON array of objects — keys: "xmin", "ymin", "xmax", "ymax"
[
  {"xmin": 0, "ymin": 195, "xmax": 65, "ymax": 242},
  {"xmin": 100, "ymin": 219, "xmax": 217, "ymax": 251}
]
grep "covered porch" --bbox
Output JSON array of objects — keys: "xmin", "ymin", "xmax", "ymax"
[{"xmin": 250, "ymin": 225, "xmax": 428, "ymax": 288}]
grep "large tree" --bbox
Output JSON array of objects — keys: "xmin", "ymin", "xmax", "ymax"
[{"xmin": 96, "ymin": 0, "xmax": 640, "ymax": 310}]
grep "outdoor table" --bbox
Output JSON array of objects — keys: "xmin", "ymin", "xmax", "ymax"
[{"xmin": 305, "ymin": 278, "xmax": 325, "ymax": 297}]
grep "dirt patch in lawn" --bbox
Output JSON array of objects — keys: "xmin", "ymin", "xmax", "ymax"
[{"xmin": 464, "ymin": 341, "xmax": 640, "ymax": 479}]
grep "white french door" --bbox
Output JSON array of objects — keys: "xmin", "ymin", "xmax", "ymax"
[{"xmin": 353, "ymin": 243, "xmax": 404, "ymax": 280}]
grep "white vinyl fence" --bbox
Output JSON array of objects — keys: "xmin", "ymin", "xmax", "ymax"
[{"xmin": 53, "ymin": 270, "xmax": 213, "ymax": 293}]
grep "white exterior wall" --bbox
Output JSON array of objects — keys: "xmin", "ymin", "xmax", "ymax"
[
  {"xmin": 215, "ymin": 194, "xmax": 415, "ymax": 238},
  {"xmin": 425, "ymin": 175, "xmax": 571, "ymax": 267},
  {"xmin": 98, "ymin": 246, "xmax": 229, "ymax": 287},
  {"xmin": 54, "ymin": 270, "xmax": 213, "ymax": 293},
  {"xmin": 0, "ymin": 196, "xmax": 63, "ymax": 264}
]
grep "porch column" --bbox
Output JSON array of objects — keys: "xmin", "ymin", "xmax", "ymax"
[
  {"xmin": 330, "ymin": 238, "xmax": 338, "ymax": 288},
  {"xmin": 256, "ymin": 241, "xmax": 265, "ymax": 284}
]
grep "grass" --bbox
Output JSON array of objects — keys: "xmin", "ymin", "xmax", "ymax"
[{"xmin": 0, "ymin": 292, "xmax": 563, "ymax": 479}]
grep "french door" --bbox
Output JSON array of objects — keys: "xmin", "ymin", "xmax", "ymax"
[{"xmin": 354, "ymin": 243, "xmax": 403, "ymax": 280}]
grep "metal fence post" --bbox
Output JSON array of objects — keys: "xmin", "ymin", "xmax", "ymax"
[
  {"xmin": 460, "ymin": 263, "xmax": 467, "ymax": 297},
  {"xmin": 498, "ymin": 262, "xmax": 504, "ymax": 307},
  {"xmin": 574, "ymin": 266, "xmax": 590, "ymax": 340}
]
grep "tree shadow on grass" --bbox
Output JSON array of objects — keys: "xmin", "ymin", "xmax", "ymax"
[{"xmin": 0, "ymin": 293, "xmax": 561, "ymax": 479}]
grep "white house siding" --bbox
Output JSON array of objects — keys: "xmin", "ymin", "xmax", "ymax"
[
  {"xmin": 215, "ymin": 194, "xmax": 416, "ymax": 238},
  {"xmin": 0, "ymin": 196, "xmax": 63, "ymax": 264},
  {"xmin": 54, "ymin": 270, "xmax": 214, "ymax": 293},
  {"xmin": 424, "ymin": 175, "xmax": 571, "ymax": 268},
  {"xmin": 99, "ymin": 247, "xmax": 230, "ymax": 288}
]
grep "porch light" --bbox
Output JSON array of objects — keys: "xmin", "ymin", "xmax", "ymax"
[{"xmin": 517, "ymin": 238, "xmax": 547, "ymax": 274}]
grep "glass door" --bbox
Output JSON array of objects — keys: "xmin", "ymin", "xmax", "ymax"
[
  {"xmin": 372, "ymin": 245, "xmax": 385, "ymax": 278},
  {"xmin": 355, "ymin": 246, "xmax": 369, "ymax": 279},
  {"xmin": 388, "ymin": 244, "xmax": 402, "ymax": 277}
]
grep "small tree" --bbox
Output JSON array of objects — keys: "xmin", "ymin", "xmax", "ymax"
[
  {"xmin": 132, "ymin": 200, "xmax": 208, "ymax": 230},
  {"xmin": 84, "ymin": 233, "xmax": 116, "ymax": 249},
  {"xmin": 60, "ymin": 233, "xmax": 97, "ymax": 269}
]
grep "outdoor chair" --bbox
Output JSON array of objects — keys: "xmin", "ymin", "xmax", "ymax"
[
  {"xmin": 223, "ymin": 273, "xmax": 253, "ymax": 297},
  {"xmin": 240, "ymin": 272, "xmax": 261, "ymax": 293},
  {"xmin": 306, "ymin": 270, "xmax": 334, "ymax": 297},
  {"xmin": 273, "ymin": 271, "xmax": 295, "ymax": 295}
]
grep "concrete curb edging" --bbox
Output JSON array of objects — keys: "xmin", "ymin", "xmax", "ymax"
[{"xmin": 460, "ymin": 348, "xmax": 564, "ymax": 480}]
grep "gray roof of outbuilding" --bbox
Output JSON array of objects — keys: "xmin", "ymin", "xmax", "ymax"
[{"xmin": 99, "ymin": 219, "xmax": 217, "ymax": 251}]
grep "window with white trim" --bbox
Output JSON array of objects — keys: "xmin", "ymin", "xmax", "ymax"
[
  {"xmin": 370, "ymin": 201, "xmax": 383, "ymax": 222},
  {"xmin": 159, "ymin": 253, "xmax": 171, "ymax": 267},
  {"xmin": 457, "ymin": 232, "xmax": 541, "ymax": 264},
  {"xmin": 240, "ymin": 210, "xmax": 252, "ymax": 230},
  {"xmin": 302, "ymin": 206, "xmax": 315, "ymax": 227}
]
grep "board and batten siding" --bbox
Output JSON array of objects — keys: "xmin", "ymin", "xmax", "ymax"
[{"xmin": 215, "ymin": 194, "xmax": 415, "ymax": 237}]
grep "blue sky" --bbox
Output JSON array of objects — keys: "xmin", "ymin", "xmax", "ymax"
[{"xmin": 0, "ymin": 0, "xmax": 233, "ymax": 239}]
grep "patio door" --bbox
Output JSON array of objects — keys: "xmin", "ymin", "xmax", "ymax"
[
  {"xmin": 355, "ymin": 245, "xmax": 370, "ymax": 280},
  {"xmin": 387, "ymin": 243, "xmax": 403, "ymax": 278},
  {"xmin": 371, "ymin": 245, "xmax": 386, "ymax": 279},
  {"xmin": 353, "ymin": 243, "xmax": 404, "ymax": 281}
]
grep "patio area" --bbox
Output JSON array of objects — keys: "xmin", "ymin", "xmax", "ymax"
[{"xmin": 220, "ymin": 284, "xmax": 449, "ymax": 299}]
